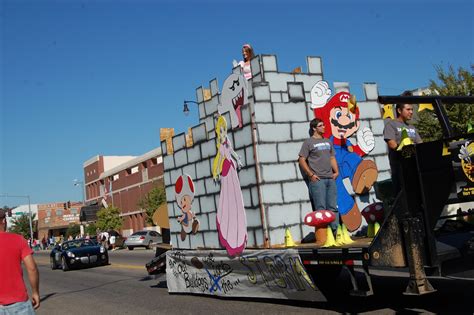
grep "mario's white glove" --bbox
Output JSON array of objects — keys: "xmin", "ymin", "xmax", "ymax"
[
  {"xmin": 356, "ymin": 127, "xmax": 375, "ymax": 154},
  {"xmin": 310, "ymin": 80, "xmax": 332, "ymax": 109}
]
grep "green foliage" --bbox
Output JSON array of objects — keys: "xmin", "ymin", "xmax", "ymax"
[
  {"xmin": 416, "ymin": 65, "xmax": 474, "ymax": 142},
  {"xmin": 85, "ymin": 223, "xmax": 97, "ymax": 236},
  {"xmin": 96, "ymin": 206, "xmax": 122, "ymax": 232},
  {"xmin": 66, "ymin": 223, "xmax": 81, "ymax": 238},
  {"xmin": 138, "ymin": 186, "xmax": 166, "ymax": 226},
  {"xmin": 9, "ymin": 213, "xmax": 36, "ymax": 239}
]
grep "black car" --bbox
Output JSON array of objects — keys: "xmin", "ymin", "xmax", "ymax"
[{"xmin": 50, "ymin": 238, "xmax": 109, "ymax": 271}]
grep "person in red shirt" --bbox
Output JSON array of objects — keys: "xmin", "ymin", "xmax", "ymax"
[{"xmin": 0, "ymin": 209, "xmax": 40, "ymax": 313}]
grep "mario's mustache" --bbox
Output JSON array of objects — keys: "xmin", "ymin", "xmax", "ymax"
[{"xmin": 330, "ymin": 118, "xmax": 357, "ymax": 130}]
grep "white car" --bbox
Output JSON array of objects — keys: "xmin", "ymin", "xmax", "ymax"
[{"xmin": 124, "ymin": 230, "xmax": 162, "ymax": 250}]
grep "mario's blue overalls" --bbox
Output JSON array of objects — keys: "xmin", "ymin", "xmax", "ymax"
[{"xmin": 330, "ymin": 136, "xmax": 363, "ymax": 216}]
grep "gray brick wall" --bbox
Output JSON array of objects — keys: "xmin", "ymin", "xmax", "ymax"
[{"xmin": 163, "ymin": 54, "xmax": 390, "ymax": 249}]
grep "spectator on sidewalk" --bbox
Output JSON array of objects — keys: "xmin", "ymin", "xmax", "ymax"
[
  {"xmin": 0, "ymin": 209, "xmax": 40, "ymax": 313},
  {"xmin": 41, "ymin": 237, "xmax": 47, "ymax": 250}
]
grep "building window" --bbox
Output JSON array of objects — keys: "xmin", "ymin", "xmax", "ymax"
[
  {"xmin": 142, "ymin": 161, "xmax": 148, "ymax": 169},
  {"xmin": 71, "ymin": 208, "xmax": 78, "ymax": 215},
  {"xmin": 47, "ymin": 210, "xmax": 51, "ymax": 217},
  {"xmin": 56, "ymin": 209, "xmax": 63, "ymax": 216},
  {"xmin": 151, "ymin": 158, "xmax": 158, "ymax": 165},
  {"xmin": 113, "ymin": 174, "xmax": 119, "ymax": 181},
  {"xmin": 131, "ymin": 166, "xmax": 139, "ymax": 174}
]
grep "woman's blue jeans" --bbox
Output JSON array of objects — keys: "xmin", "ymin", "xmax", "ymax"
[{"xmin": 308, "ymin": 178, "xmax": 339, "ymax": 231}]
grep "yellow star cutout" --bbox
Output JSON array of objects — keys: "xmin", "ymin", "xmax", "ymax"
[{"xmin": 382, "ymin": 104, "xmax": 395, "ymax": 119}]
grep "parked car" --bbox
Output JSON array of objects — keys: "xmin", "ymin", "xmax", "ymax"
[
  {"xmin": 125, "ymin": 230, "xmax": 162, "ymax": 250},
  {"xmin": 50, "ymin": 238, "xmax": 108, "ymax": 271}
]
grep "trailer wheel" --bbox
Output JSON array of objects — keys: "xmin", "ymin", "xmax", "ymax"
[{"xmin": 306, "ymin": 265, "xmax": 343, "ymax": 299}]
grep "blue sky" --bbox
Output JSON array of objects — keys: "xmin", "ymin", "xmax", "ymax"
[{"xmin": 1, "ymin": 0, "xmax": 472, "ymax": 205}]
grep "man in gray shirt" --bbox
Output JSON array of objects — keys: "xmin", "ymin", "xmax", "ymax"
[
  {"xmin": 299, "ymin": 118, "xmax": 340, "ymax": 232},
  {"xmin": 383, "ymin": 91, "xmax": 423, "ymax": 195}
]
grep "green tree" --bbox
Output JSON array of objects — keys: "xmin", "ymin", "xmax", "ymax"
[
  {"xmin": 138, "ymin": 186, "xmax": 166, "ymax": 226},
  {"xmin": 96, "ymin": 206, "xmax": 122, "ymax": 232},
  {"xmin": 85, "ymin": 222, "xmax": 97, "ymax": 236},
  {"xmin": 66, "ymin": 223, "xmax": 81, "ymax": 238},
  {"xmin": 416, "ymin": 65, "xmax": 474, "ymax": 142},
  {"xmin": 9, "ymin": 213, "xmax": 36, "ymax": 239}
]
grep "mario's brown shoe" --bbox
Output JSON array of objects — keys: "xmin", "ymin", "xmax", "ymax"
[
  {"xmin": 180, "ymin": 228, "xmax": 187, "ymax": 241},
  {"xmin": 341, "ymin": 203, "xmax": 362, "ymax": 232},
  {"xmin": 352, "ymin": 159, "xmax": 378, "ymax": 194}
]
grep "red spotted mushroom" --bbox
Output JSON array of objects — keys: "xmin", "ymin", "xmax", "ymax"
[
  {"xmin": 304, "ymin": 210, "xmax": 336, "ymax": 246},
  {"xmin": 361, "ymin": 202, "xmax": 384, "ymax": 237}
]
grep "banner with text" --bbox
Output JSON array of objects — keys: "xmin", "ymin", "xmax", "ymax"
[{"xmin": 166, "ymin": 249, "xmax": 326, "ymax": 302}]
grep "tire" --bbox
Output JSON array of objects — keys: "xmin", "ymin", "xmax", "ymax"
[
  {"xmin": 62, "ymin": 257, "xmax": 69, "ymax": 272},
  {"xmin": 50, "ymin": 257, "xmax": 56, "ymax": 270},
  {"xmin": 146, "ymin": 241, "xmax": 153, "ymax": 249},
  {"xmin": 306, "ymin": 265, "xmax": 342, "ymax": 300},
  {"xmin": 128, "ymin": 246, "xmax": 134, "ymax": 250}
]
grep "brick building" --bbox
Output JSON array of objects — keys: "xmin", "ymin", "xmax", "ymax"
[
  {"xmin": 81, "ymin": 147, "xmax": 164, "ymax": 236},
  {"xmin": 37, "ymin": 202, "xmax": 82, "ymax": 240}
]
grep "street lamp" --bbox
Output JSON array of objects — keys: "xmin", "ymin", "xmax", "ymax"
[
  {"xmin": 183, "ymin": 100, "xmax": 199, "ymax": 116},
  {"xmin": 73, "ymin": 179, "xmax": 85, "ymax": 205},
  {"xmin": 0, "ymin": 194, "xmax": 34, "ymax": 243}
]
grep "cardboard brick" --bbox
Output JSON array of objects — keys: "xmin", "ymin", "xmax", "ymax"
[
  {"xmin": 191, "ymin": 123, "xmax": 207, "ymax": 144},
  {"xmin": 253, "ymin": 84, "xmax": 271, "ymax": 102},
  {"xmin": 210, "ymin": 78, "xmax": 219, "ymax": 96},
  {"xmin": 238, "ymin": 167, "xmax": 257, "ymax": 187},
  {"xmin": 187, "ymin": 145, "xmax": 202, "ymax": 163},
  {"xmin": 199, "ymin": 195, "xmax": 216, "ymax": 213},
  {"xmin": 233, "ymin": 125, "xmax": 253, "ymax": 149},
  {"xmin": 163, "ymin": 154, "xmax": 175, "ymax": 170},
  {"xmin": 294, "ymin": 74, "xmax": 323, "ymax": 93},
  {"xmin": 203, "ymin": 231, "xmax": 219, "ymax": 248},
  {"xmin": 359, "ymin": 101, "xmax": 383, "ymax": 119},
  {"xmin": 265, "ymin": 72, "xmax": 294, "ymax": 92},
  {"xmin": 172, "ymin": 133, "xmax": 186, "ymax": 152},
  {"xmin": 257, "ymin": 143, "xmax": 278, "ymax": 163},
  {"xmin": 278, "ymin": 142, "xmax": 303, "ymax": 162},
  {"xmin": 261, "ymin": 183, "xmax": 283, "ymax": 203},
  {"xmin": 261, "ymin": 163, "xmax": 297, "ymax": 182},
  {"xmin": 273, "ymin": 102, "xmax": 308, "ymax": 122},
  {"xmin": 182, "ymin": 164, "xmax": 196, "ymax": 181},
  {"xmin": 245, "ymin": 146, "xmax": 255, "ymax": 166},
  {"xmin": 195, "ymin": 159, "xmax": 211, "ymax": 179},
  {"xmin": 306, "ymin": 56, "xmax": 322, "ymax": 74},
  {"xmin": 283, "ymin": 181, "xmax": 310, "ymax": 203},
  {"xmin": 364, "ymin": 83, "xmax": 379, "ymax": 101},
  {"xmin": 258, "ymin": 123, "xmax": 291, "ymax": 142},
  {"xmin": 173, "ymin": 148, "xmax": 188, "ymax": 168},
  {"xmin": 288, "ymin": 82, "xmax": 305, "ymax": 102},
  {"xmin": 201, "ymin": 138, "xmax": 217, "ymax": 159},
  {"xmin": 267, "ymin": 203, "xmax": 301, "ymax": 227},
  {"xmin": 291, "ymin": 122, "xmax": 311, "ymax": 141},
  {"xmin": 261, "ymin": 54, "xmax": 278, "ymax": 72},
  {"xmin": 254, "ymin": 102, "xmax": 273, "ymax": 123},
  {"xmin": 271, "ymin": 92, "xmax": 282, "ymax": 103}
]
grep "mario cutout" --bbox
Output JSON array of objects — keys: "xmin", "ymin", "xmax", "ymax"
[
  {"xmin": 218, "ymin": 73, "xmax": 248, "ymax": 129},
  {"xmin": 311, "ymin": 80, "xmax": 378, "ymax": 231},
  {"xmin": 175, "ymin": 174, "xmax": 200, "ymax": 241}
]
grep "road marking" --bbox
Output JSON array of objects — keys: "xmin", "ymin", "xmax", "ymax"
[{"xmin": 35, "ymin": 258, "xmax": 145, "ymax": 270}]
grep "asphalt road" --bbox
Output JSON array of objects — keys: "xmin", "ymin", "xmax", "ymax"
[{"xmin": 30, "ymin": 249, "xmax": 474, "ymax": 314}]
